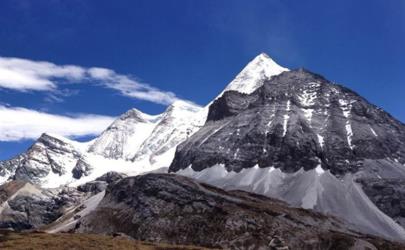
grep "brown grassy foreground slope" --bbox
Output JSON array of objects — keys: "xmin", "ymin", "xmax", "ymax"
[{"xmin": 0, "ymin": 230, "xmax": 212, "ymax": 250}]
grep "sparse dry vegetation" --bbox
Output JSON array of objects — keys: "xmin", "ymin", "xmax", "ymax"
[{"xmin": 0, "ymin": 231, "xmax": 212, "ymax": 250}]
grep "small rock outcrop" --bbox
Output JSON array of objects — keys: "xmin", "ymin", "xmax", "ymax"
[{"xmin": 77, "ymin": 171, "xmax": 127, "ymax": 194}]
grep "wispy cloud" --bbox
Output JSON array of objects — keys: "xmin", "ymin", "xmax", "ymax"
[
  {"xmin": 87, "ymin": 67, "xmax": 179, "ymax": 105},
  {"xmin": 0, "ymin": 56, "xmax": 181, "ymax": 105},
  {"xmin": 0, "ymin": 105, "xmax": 115, "ymax": 141}
]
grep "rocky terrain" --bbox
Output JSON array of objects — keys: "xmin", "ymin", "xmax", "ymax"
[
  {"xmin": 75, "ymin": 173, "xmax": 404, "ymax": 249},
  {"xmin": 357, "ymin": 177, "xmax": 405, "ymax": 227},
  {"xmin": 0, "ymin": 171, "xmax": 126, "ymax": 231},
  {"xmin": 0, "ymin": 180, "xmax": 61, "ymax": 230},
  {"xmin": 0, "ymin": 166, "xmax": 405, "ymax": 248}
]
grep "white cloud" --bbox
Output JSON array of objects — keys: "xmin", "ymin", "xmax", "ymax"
[
  {"xmin": 0, "ymin": 56, "xmax": 181, "ymax": 105},
  {"xmin": 88, "ymin": 67, "xmax": 114, "ymax": 79},
  {"xmin": 0, "ymin": 105, "xmax": 115, "ymax": 141},
  {"xmin": 0, "ymin": 57, "xmax": 85, "ymax": 91}
]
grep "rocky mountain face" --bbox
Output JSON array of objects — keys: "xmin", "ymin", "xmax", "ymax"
[
  {"xmin": 171, "ymin": 69, "xmax": 405, "ymax": 174},
  {"xmin": 357, "ymin": 177, "xmax": 405, "ymax": 228},
  {"xmin": 169, "ymin": 68, "xmax": 405, "ymax": 241},
  {"xmin": 0, "ymin": 180, "xmax": 61, "ymax": 230},
  {"xmin": 0, "ymin": 133, "xmax": 88, "ymax": 187},
  {"xmin": 74, "ymin": 173, "xmax": 404, "ymax": 249}
]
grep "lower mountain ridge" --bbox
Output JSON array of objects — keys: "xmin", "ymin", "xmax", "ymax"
[{"xmin": 2, "ymin": 173, "xmax": 403, "ymax": 249}]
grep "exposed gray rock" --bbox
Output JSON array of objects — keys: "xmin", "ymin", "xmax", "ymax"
[
  {"xmin": 54, "ymin": 186, "xmax": 87, "ymax": 208},
  {"xmin": 358, "ymin": 178, "xmax": 405, "ymax": 228},
  {"xmin": 77, "ymin": 172, "xmax": 127, "ymax": 195},
  {"xmin": 95, "ymin": 171, "xmax": 127, "ymax": 184},
  {"xmin": 0, "ymin": 181, "xmax": 62, "ymax": 230},
  {"xmin": 77, "ymin": 181, "xmax": 107, "ymax": 194},
  {"xmin": 0, "ymin": 172, "xmax": 122, "ymax": 231},
  {"xmin": 5, "ymin": 196, "xmax": 62, "ymax": 230}
]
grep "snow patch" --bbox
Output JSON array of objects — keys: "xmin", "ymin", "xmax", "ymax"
[
  {"xmin": 282, "ymin": 100, "xmax": 291, "ymax": 137},
  {"xmin": 298, "ymin": 84, "xmax": 318, "ymax": 107},
  {"xmin": 302, "ymin": 108, "xmax": 314, "ymax": 125},
  {"xmin": 339, "ymin": 99, "xmax": 354, "ymax": 150},
  {"xmin": 317, "ymin": 134, "xmax": 325, "ymax": 149},
  {"xmin": 315, "ymin": 164, "xmax": 325, "ymax": 175},
  {"xmin": 369, "ymin": 126, "xmax": 378, "ymax": 137},
  {"xmin": 265, "ymin": 105, "xmax": 276, "ymax": 135},
  {"xmin": 233, "ymin": 148, "xmax": 240, "ymax": 160},
  {"xmin": 345, "ymin": 123, "xmax": 354, "ymax": 149}
]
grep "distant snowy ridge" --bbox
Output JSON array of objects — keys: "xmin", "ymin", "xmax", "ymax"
[{"xmin": 0, "ymin": 101, "xmax": 204, "ymax": 188}]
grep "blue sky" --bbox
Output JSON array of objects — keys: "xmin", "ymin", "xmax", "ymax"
[{"xmin": 0, "ymin": 0, "xmax": 404, "ymax": 159}]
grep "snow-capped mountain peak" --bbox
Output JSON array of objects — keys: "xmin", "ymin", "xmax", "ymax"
[
  {"xmin": 165, "ymin": 100, "xmax": 202, "ymax": 114},
  {"xmin": 223, "ymin": 53, "xmax": 289, "ymax": 95},
  {"xmin": 131, "ymin": 100, "xmax": 204, "ymax": 168},
  {"xmin": 87, "ymin": 98, "xmax": 204, "ymax": 169},
  {"xmin": 87, "ymin": 108, "xmax": 159, "ymax": 160},
  {"xmin": 118, "ymin": 108, "xmax": 161, "ymax": 123}
]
